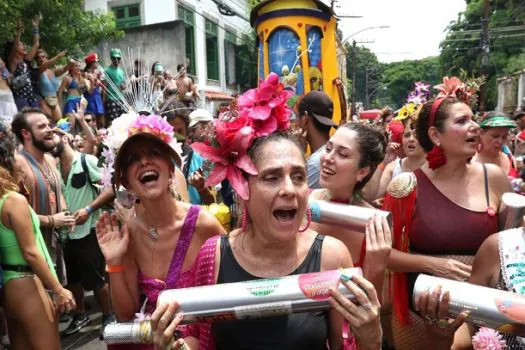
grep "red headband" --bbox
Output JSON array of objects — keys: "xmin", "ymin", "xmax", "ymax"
[{"xmin": 428, "ymin": 97, "xmax": 447, "ymax": 128}]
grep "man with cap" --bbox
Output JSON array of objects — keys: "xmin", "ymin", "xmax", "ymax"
[
  {"xmin": 297, "ymin": 91, "xmax": 338, "ymax": 189},
  {"xmin": 186, "ymin": 108, "xmax": 216, "ymax": 205},
  {"xmin": 103, "ymin": 48, "xmax": 126, "ymax": 125}
]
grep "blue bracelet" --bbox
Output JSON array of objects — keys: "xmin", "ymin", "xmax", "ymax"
[
  {"xmin": 32, "ymin": 28, "xmax": 39, "ymax": 35},
  {"xmin": 85, "ymin": 206, "xmax": 94, "ymax": 215}
]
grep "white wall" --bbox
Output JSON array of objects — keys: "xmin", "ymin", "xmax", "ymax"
[{"xmin": 85, "ymin": 0, "xmax": 251, "ymax": 112}]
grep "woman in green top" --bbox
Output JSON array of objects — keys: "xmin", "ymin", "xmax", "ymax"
[{"xmin": 0, "ymin": 124, "xmax": 75, "ymax": 349}]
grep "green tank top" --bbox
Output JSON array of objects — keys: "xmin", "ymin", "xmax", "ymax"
[{"xmin": 0, "ymin": 192, "xmax": 56, "ymax": 284}]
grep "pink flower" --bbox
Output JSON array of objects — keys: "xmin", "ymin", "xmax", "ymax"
[
  {"xmin": 237, "ymin": 72, "xmax": 293, "ymax": 137},
  {"xmin": 128, "ymin": 114, "xmax": 174, "ymax": 143},
  {"xmin": 192, "ymin": 119, "xmax": 258, "ymax": 200},
  {"xmin": 434, "ymin": 76, "xmax": 469, "ymax": 103},
  {"xmin": 472, "ymin": 327, "xmax": 506, "ymax": 350}
]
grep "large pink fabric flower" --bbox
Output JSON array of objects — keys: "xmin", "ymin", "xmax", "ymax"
[
  {"xmin": 434, "ymin": 76, "xmax": 469, "ymax": 103},
  {"xmin": 237, "ymin": 72, "xmax": 293, "ymax": 136},
  {"xmin": 472, "ymin": 327, "xmax": 506, "ymax": 350},
  {"xmin": 192, "ymin": 116, "xmax": 257, "ymax": 200}
]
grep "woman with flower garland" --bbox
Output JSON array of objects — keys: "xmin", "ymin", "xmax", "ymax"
[
  {"xmin": 94, "ymin": 114, "xmax": 224, "ymax": 350},
  {"xmin": 130, "ymin": 73, "xmax": 389, "ymax": 350},
  {"xmin": 384, "ymin": 77, "xmax": 512, "ymax": 349}
]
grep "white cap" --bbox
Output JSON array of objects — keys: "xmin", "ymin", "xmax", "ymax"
[{"xmin": 189, "ymin": 109, "xmax": 213, "ymax": 128}]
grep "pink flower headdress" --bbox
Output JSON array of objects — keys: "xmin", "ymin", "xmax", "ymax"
[
  {"xmin": 99, "ymin": 113, "xmax": 184, "ymax": 189},
  {"xmin": 433, "ymin": 72, "xmax": 485, "ymax": 107},
  {"xmin": 192, "ymin": 73, "xmax": 293, "ymax": 200}
]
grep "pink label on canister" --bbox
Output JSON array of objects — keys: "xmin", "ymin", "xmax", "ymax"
[{"xmin": 298, "ymin": 270, "xmax": 341, "ymax": 301}]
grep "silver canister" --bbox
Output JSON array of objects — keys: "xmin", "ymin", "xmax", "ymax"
[
  {"xmin": 104, "ymin": 267, "xmax": 362, "ymax": 344},
  {"xmin": 413, "ymin": 274, "xmax": 525, "ymax": 336},
  {"xmin": 309, "ymin": 200, "xmax": 392, "ymax": 233},
  {"xmin": 501, "ymin": 192, "xmax": 525, "ymax": 230}
]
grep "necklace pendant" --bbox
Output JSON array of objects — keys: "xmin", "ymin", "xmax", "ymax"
[{"xmin": 149, "ymin": 227, "xmax": 159, "ymax": 241}]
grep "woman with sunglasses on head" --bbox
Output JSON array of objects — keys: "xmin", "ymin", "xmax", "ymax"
[
  {"xmin": 0, "ymin": 122, "xmax": 75, "ymax": 349},
  {"xmin": 35, "ymin": 48, "xmax": 70, "ymax": 123},
  {"xmin": 384, "ymin": 77, "xmax": 512, "ymax": 349},
  {"xmin": 95, "ymin": 114, "xmax": 224, "ymax": 349},
  {"xmin": 83, "ymin": 53, "xmax": 105, "ymax": 129}
]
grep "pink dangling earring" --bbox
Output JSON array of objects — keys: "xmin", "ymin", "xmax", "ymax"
[
  {"xmin": 298, "ymin": 207, "xmax": 312, "ymax": 233},
  {"xmin": 241, "ymin": 205, "xmax": 248, "ymax": 233}
]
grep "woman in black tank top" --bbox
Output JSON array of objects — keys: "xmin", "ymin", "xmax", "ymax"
[{"xmin": 149, "ymin": 132, "xmax": 387, "ymax": 350}]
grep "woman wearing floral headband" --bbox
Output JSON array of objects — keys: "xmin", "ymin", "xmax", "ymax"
[
  {"xmin": 134, "ymin": 74, "xmax": 388, "ymax": 350},
  {"xmin": 472, "ymin": 112, "xmax": 518, "ymax": 179},
  {"xmin": 94, "ymin": 114, "xmax": 225, "ymax": 350},
  {"xmin": 384, "ymin": 77, "xmax": 512, "ymax": 349}
]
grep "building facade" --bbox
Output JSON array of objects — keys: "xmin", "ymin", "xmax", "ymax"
[{"xmin": 84, "ymin": 0, "xmax": 251, "ymax": 112}]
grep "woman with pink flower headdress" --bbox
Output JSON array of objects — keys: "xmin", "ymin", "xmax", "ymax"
[
  {"xmin": 383, "ymin": 76, "xmax": 512, "ymax": 349},
  {"xmin": 144, "ymin": 73, "xmax": 386, "ymax": 350},
  {"xmin": 94, "ymin": 113, "xmax": 225, "ymax": 349}
]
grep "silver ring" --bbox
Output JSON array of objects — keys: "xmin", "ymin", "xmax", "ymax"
[
  {"xmin": 360, "ymin": 302, "xmax": 373, "ymax": 310},
  {"xmin": 425, "ymin": 314, "xmax": 436, "ymax": 325}
]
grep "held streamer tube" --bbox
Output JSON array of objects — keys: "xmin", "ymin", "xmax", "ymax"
[
  {"xmin": 104, "ymin": 267, "xmax": 362, "ymax": 344},
  {"xmin": 413, "ymin": 274, "xmax": 525, "ymax": 336}
]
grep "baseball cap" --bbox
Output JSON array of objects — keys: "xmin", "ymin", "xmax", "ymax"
[
  {"xmin": 110, "ymin": 48, "xmax": 122, "ymax": 58},
  {"xmin": 84, "ymin": 52, "xmax": 98, "ymax": 65},
  {"xmin": 298, "ymin": 91, "xmax": 337, "ymax": 127},
  {"xmin": 189, "ymin": 109, "xmax": 213, "ymax": 128}
]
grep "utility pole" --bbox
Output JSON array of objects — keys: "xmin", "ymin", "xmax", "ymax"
[
  {"xmin": 365, "ymin": 67, "xmax": 369, "ymax": 110},
  {"xmin": 479, "ymin": 0, "xmax": 490, "ymax": 112},
  {"xmin": 351, "ymin": 40, "xmax": 357, "ymax": 119}
]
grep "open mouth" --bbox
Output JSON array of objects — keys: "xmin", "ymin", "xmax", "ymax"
[
  {"xmin": 139, "ymin": 170, "xmax": 160, "ymax": 185},
  {"xmin": 407, "ymin": 144, "xmax": 416, "ymax": 150},
  {"xmin": 273, "ymin": 208, "xmax": 297, "ymax": 223},
  {"xmin": 322, "ymin": 167, "xmax": 335, "ymax": 176},
  {"xmin": 466, "ymin": 136, "xmax": 479, "ymax": 144}
]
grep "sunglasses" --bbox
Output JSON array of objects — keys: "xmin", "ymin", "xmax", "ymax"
[
  {"xmin": 85, "ymin": 118, "xmax": 93, "ymax": 123},
  {"xmin": 111, "ymin": 57, "xmax": 122, "ymax": 61}
]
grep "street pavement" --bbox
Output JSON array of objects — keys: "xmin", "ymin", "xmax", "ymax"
[{"xmin": 59, "ymin": 291, "xmax": 106, "ymax": 350}]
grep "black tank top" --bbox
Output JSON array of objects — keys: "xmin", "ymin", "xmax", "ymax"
[{"xmin": 212, "ymin": 235, "xmax": 329, "ymax": 350}]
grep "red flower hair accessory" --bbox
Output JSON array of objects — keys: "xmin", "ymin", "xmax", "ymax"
[{"xmin": 192, "ymin": 73, "xmax": 293, "ymax": 200}]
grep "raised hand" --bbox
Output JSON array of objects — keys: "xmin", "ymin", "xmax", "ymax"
[
  {"xmin": 16, "ymin": 20, "xmax": 24, "ymax": 34},
  {"xmin": 383, "ymin": 142, "xmax": 401, "ymax": 165},
  {"xmin": 31, "ymin": 14, "xmax": 40, "ymax": 28},
  {"xmin": 95, "ymin": 212, "xmax": 130, "ymax": 265},
  {"xmin": 363, "ymin": 215, "xmax": 392, "ymax": 275}
]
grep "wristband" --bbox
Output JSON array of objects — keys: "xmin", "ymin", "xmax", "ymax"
[
  {"xmin": 105, "ymin": 264, "xmax": 124, "ymax": 273},
  {"xmin": 85, "ymin": 205, "xmax": 94, "ymax": 215},
  {"xmin": 32, "ymin": 28, "xmax": 39, "ymax": 35},
  {"xmin": 378, "ymin": 162, "xmax": 386, "ymax": 171},
  {"xmin": 48, "ymin": 215, "xmax": 55, "ymax": 229}
]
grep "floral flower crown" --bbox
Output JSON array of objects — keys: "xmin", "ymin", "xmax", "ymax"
[
  {"xmin": 434, "ymin": 72, "xmax": 486, "ymax": 107},
  {"xmin": 99, "ymin": 113, "xmax": 184, "ymax": 189},
  {"xmin": 192, "ymin": 73, "xmax": 293, "ymax": 200},
  {"xmin": 395, "ymin": 82, "xmax": 430, "ymax": 122}
]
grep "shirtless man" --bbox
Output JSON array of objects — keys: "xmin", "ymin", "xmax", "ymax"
[
  {"xmin": 11, "ymin": 108, "xmax": 76, "ymax": 285},
  {"xmin": 175, "ymin": 64, "xmax": 196, "ymax": 107}
]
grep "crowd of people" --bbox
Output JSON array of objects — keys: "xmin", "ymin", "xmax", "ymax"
[{"xmin": 2, "ymin": 16, "xmax": 525, "ymax": 350}]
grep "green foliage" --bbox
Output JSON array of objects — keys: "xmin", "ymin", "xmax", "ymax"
[
  {"xmin": 236, "ymin": 30, "xmax": 258, "ymax": 90},
  {"xmin": 382, "ymin": 57, "xmax": 442, "ymax": 108},
  {"xmin": 439, "ymin": 0, "xmax": 525, "ymax": 110},
  {"xmin": 0, "ymin": 0, "xmax": 121, "ymax": 61},
  {"xmin": 345, "ymin": 44, "xmax": 382, "ymax": 106}
]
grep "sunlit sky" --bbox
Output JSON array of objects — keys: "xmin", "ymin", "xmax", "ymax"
[{"xmin": 332, "ymin": 0, "xmax": 467, "ymax": 63}]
